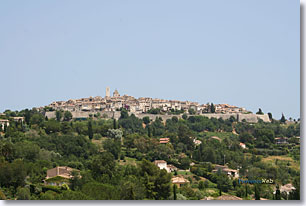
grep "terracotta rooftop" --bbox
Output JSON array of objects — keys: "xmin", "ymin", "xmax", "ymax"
[
  {"xmin": 215, "ymin": 195, "xmax": 242, "ymax": 200},
  {"xmin": 154, "ymin": 160, "xmax": 167, "ymax": 164},
  {"xmin": 172, "ymin": 176, "xmax": 190, "ymax": 184},
  {"xmin": 211, "ymin": 136, "xmax": 221, "ymax": 141},
  {"xmin": 46, "ymin": 166, "xmax": 79, "ymax": 180}
]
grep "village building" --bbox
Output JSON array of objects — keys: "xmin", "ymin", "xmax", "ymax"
[
  {"xmin": 212, "ymin": 164, "xmax": 239, "ymax": 178},
  {"xmin": 273, "ymin": 183, "xmax": 296, "ymax": 195},
  {"xmin": 113, "ymin": 89, "xmax": 120, "ymax": 97},
  {"xmin": 275, "ymin": 137, "xmax": 288, "ymax": 145},
  {"xmin": 167, "ymin": 164, "xmax": 178, "ymax": 172},
  {"xmin": 0, "ymin": 119, "xmax": 9, "ymax": 131},
  {"xmin": 45, "ymin": 87, "xmax": 250, "ymax": 116},
  {"xmin": 13, "ymin": 117, "xmax": 24, "ymax": 123},
  {"xmin": 44, "ymin": 166, "xmax": 79, "ymax": 186},
  {"xmin": 154, "ymin": 160, "xmax": 169, "ymax": 172},
  {"xmin": 171, "ymin": 176, "xmax": 189, "ymax": 188},
  {"xmin": 159, "ymin": 138, "xmax": 170, "ymax": 144},
  {"xmin": 193, "ymin": 139, "xmax": 202, "ymax": 146},
  {"xmin": 239, "ymin": 142, "xmax": 246, "ymax": 149},
  {"xmin": 153, "ymin": 160, "xmax": 177, "ymax": 173}
]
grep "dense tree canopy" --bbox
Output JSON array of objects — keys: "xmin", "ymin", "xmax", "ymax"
[{"xmin": 0, "ymin": 108, "xmax": 300, "ymax": 200}]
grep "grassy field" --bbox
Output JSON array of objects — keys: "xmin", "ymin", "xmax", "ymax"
[
  {"xmin": 119, "ymin": 157, "xmax": 141, "ymax": 166},
  {"xmin": 261, "ymin": 155, "xmax": 300, "ymax": 170},
  {"xmin": 199, "ymin": 131, "xmax": 238, "ymax": 141},
  {"xmin": 175, "ymin": 170, "xmax": 193, "ymax": 175}
]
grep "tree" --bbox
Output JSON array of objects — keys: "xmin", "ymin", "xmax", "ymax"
[
  {"xmin": 82, "ymin": 182, "xmax": 119, "ymax": 200},
  {"xmin": 239, "ymin": 132, "xmax": 254, "ymax": 143},
  {"xmin": 120, "ymin": 109, "xmax": 129, "ymax": 119},
  {"xmin": 55, "ymin": 110, "xmax": 63, "ymax": 121},
  {"xmin": 107, "ymin": 129, "xmax": 123, "ymax": 139},
  {"xmin": 113, "ymin": 119, "xmax": 117, "ymax": 129},
  {"xmin": 103, "ymin": 139, "xmax": 121, "ymax": 160},
  {"xmin": 188, "ymin": 108, "xmax": 196, "ymax": 115},
  {"xmin": 120, "ymin": 180, "xmax": 137, "ymax": 200},
  {"xmin": 15, "ymin": 141, "xmax": 40, "ymax": 161},
  {"xmin": 256, "ymin": 108, "xmax": 264, "ymax": 115},
  {"xmin": 88, "ymin": 121, "xmax": 93, "ymax": 140},
  {"xmin": 275, "ymin": 185, "xmax": 281, "ymax": 200},
  {"xmin": 44, "ymin": 119, "xmax": 61, "ymax": 134},
  {"xmin": 16, "ymin": 187, "xmax": 31, "ymax": 200},
  {"xmin": 63, "ymin": 111, "xmax": 73, "ymax": 121},
  {"xmin": 60, "ymin": 190, "xmax": 90, "ymax": 200},
  {"xmin": 142, "ymin": 116, "xmax": 150, "ymax": 125},
  {"xmin": 0, "ymin": 141, "xmax": 15, "ymax": 161},
  {"xmin": 69, "ymin": 170, "xmax": 81, "ymax": 191},
  {"xmin": 30, "ymin": 113, "xmax": 44, "ymax": 125},
  {"xmin": 0, "ymin": 159, "xmax": 27, "ymax": 189},
  {"xmin": 0, "ymin": 190, "xmax": 6, "ymax": 200},
  {"xmin": 147, "ymin": 126, "xmax": 152, "ymax": 137},
  {"xmin": 288, "ymin": 176, "xmax": 300, "ymax": 200},
  {"xmin": 180, "ymin": 157, "xmax": 191, "ymax": 170},
  {"xmin": 90, "ymin": 152, "xmax": 115, "ymax": 180},
  {"xmin": 173, "ymin": 184, "xmax": 177, "ymax": 200},
  {"xmin": 171, "ymin": 116, "xmax": 178, "ymax": 123},
  {"xmin": 198, "ymin": 181, "xmax": 205, "ymax": 190},
  {"xmin": 153, "ymin": 169, "xmax": 172, "ymax": 200},
  {"xmin": 280, "ymin": 113, "xmax": 286, "ymax": 124},
  {"xmin": 211, "ymin": 103, "xmax": 215, "ymax": 113},
  {"xmin": 267, "ymin": 112, "xmax": 273, "ymax": 121},
  {"xmin": 61, "ymin": 122, "xmax": 72, "ymax": 134},
  {"xmin": 24, "ymin": 109, "xmax": 31, "ymax": 125},
  {"xmin": 216, "ymin": 170, "xmax": 232, "ymax": 193},
  {"xmin": 255, "ymin": 184, "xmax": 260, "ymax": 200},
  {"xmin": 182, "ymin": 113, "xmax": 188, "ymax": 120}
]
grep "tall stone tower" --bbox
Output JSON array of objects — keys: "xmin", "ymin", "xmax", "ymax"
[{"xmin": 106, "ymin": 87, "xmax": 110, "ymax": 98}]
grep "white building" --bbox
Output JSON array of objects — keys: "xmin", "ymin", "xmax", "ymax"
[
  {"xmin": 153, "ymin": 160, "xmax": 177, "ymax": 173},
  {"xmin": 239, "ymin": 142, "xmax": 246, "ymax": 149},
  {"xmin": 0, "ymin": 119, "xmax": 9, "ymax": 131}
]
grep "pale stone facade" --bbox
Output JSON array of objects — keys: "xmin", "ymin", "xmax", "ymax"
[{"xmin": 45, "ymin": 88, "xmax": 254, "ymax": 115}]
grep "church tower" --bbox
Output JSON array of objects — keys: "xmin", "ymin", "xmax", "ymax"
[
  {"xmin": 106, "ymin": 87, "xmax": 110, "ymax": 98},
  {"xmin": 113, "ymin": 89, "xmax": 120, "ymax": 97}
]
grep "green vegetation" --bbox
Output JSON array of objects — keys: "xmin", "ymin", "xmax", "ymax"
[{"xmin": 0, "ymin": 108, "xmax": 300, "ymax": 200}]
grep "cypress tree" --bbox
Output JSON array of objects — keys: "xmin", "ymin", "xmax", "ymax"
[
  {"xmin": 88, "ymin": 121, "xmax": 93, "ymax": 140},
  {"xmin": 113, "ymin": 119, "xmax": 117, "ymax": 129},
  {"xmin": 255, "ymin": 185, "xmax": 260, "ymax": 200},
  {"xmin": 280, "ymin": 113, "xmax": 286, "ymax": 124},
  {"xmin": 275, "ymin": 185, "xmax": 281, "ymax": 200},
  {"xmin": 147, "ymin": 126, "xmax": 151, "ymax": 137},
  {"xmin": 211, "ymin": 103, "xmax": 215, "ymax": 113},
  {"xmin": 173, "ymin": 184, "xmax": 177, "ymax": 200}
]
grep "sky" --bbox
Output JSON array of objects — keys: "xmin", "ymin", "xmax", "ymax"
[{"xmin": 0, "ymin": 0, "xmax": 300, "ymax": 119}]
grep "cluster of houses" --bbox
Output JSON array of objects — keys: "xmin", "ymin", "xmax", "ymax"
[
  {"xmin": 0, "ymin": 116, "xmax": 24, "ymax": 131},
  {"xmin": 45, "ymin": 163, "xmax": 296, "ymax": 200},
  {"xmin": 43, "ymin": 87, "xmax": 249, "ymax": 115},
  {"xmin": 153, "ymin": 160, "xmax": 190, "ymax": 188},
  {"xmin": 153, "ymin": 159, "xmax": 240, "ymax": 188}
]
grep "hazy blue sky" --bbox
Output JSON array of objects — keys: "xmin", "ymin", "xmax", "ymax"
[{"xmin": 0, "ymin": 0, "xmax": 300, "ymax": 119}]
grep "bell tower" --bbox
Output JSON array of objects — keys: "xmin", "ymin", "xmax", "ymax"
[{"xmin": 106, "ymin": 87, "xmax": 110, "ymax": 98}]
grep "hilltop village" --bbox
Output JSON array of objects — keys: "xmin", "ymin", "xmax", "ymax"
[
  {"xmin": 0, "ymin": 88, "xmax": 300, "ymax": 200},
  {"xmin": 43, "ymin": 87, "xmax": 270, "ymax": 123},
  {"xmin": 46, "ymin": 87, "xmax": 248, "ymax": 114}
]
